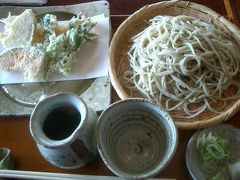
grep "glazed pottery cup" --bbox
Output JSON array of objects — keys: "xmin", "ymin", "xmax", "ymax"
[
  {"xmin": 30, "ymin": 92, "xmax": 98, "ymax": 169},
  {"xmin": 96, "ymin": 98, "xmax": 178, "ymax": 179}
]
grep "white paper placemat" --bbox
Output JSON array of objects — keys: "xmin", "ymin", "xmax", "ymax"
[{"xmin": 0, "ymin": 14, "xmax": 109, "ymax": 84}]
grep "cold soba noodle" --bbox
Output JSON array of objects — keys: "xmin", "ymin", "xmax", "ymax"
[{"xmin": 125, "ymin": 15, "xmax": 240, "ymax": 118}]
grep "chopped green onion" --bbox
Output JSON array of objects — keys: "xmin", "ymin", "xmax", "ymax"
[{"xmin": 196, "ymin": 131, "xmax": 229, "ymax": 173}]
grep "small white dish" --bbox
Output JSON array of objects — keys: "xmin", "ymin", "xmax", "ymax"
[{"xmin": 186, "ymin": 124, "xmax": 240, "ymax": 180}]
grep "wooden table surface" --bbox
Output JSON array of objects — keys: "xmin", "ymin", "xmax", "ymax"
[{"xmin": 0, "ymin": 0, "xmax": 240, "ymax": 179}]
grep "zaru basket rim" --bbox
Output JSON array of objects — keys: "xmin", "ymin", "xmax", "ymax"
[{"xmin": 109, "ymin": 0, "xmax": 240, "ymax": 129}]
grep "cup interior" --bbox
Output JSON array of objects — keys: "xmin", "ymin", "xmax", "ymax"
[{"xmin": 96, "ymin": 99, "xmax": 178, "ymax": 179}]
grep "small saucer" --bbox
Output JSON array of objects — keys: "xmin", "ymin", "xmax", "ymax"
[{"xmin": 186, "ymin": 124, "xmax": 240, "ymax": 180}]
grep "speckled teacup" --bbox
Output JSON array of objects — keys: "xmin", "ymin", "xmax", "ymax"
[{"xmin": 96, "ymin": 98, "xmax": 178, "ymax": 179}]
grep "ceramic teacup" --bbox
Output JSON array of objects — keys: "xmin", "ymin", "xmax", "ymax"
[
  {"xmin": 96, "ymin": 98, "xmax": 178, "ymax": 179},
  {"xmin": 30, "ymin": 92, "xmax": 98, "ymax": 169}
]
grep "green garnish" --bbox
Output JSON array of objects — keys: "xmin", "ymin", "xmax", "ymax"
[
  {"xmin": 196, "ymin": 131, "xmax": 229, "ymax": 179},
  {"xmin": 209, "ymin": 172, "xmax": 224, "ymax": 180}
]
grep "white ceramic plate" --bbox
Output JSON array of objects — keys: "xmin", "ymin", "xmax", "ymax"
[{"xmin": 186, "ymin": 124, "xmax": 240, "ymax": 180}]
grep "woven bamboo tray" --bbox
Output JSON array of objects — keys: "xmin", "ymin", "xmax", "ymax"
[{"xmin": 109, "ymin": 0, "xmax": 240, "ymax": 129}]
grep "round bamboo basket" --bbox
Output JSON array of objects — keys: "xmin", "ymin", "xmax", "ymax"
[{"xmin": 109, "ymin": 0, "xmax": 240, "ymax": 129}]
